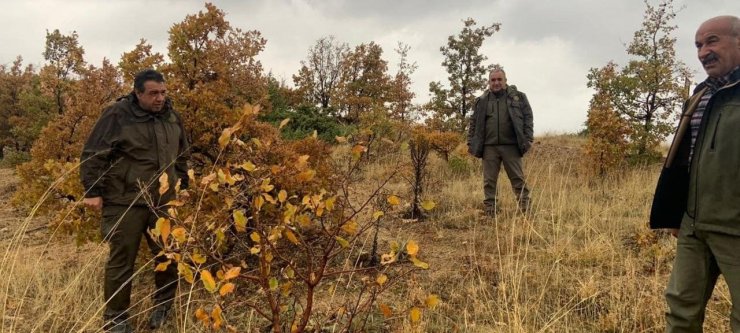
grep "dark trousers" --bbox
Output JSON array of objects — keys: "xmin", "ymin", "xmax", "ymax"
[
  {"xmin": 482, "ymin": 145, "xmax": 530, "ymax": 210},
  {"xmin": 101, "ymin": 205, "xmax": 177, "ymax": 321},
  {"xmin": 665, "ymin": 220, "xmax": 740, "ymax": 332}
]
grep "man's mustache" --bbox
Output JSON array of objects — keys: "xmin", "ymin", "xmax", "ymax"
[{"xmin": 702, "ymin": 53, "xmax": 719, "ymax": 66}]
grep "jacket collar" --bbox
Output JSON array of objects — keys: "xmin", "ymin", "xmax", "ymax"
[{"xmin": 117, "ymin": 92, "xmax": 173, "ymax": 119}]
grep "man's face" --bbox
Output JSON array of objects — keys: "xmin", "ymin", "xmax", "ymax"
[
  {"xmin": 695, "ymin": 18, "xmax": 740, "ymax": 78},
  {"xmin": 489, "ymin": 71, "xmax": 507, "ymax": 93},
  {"xmin": 136, "ymin": 81, "xmax": 166, "ymax": 112}
]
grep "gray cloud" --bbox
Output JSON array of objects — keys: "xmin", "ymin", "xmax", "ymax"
[{"xmin": 1, "ymin": 0, "xmax": 738, "ymax": 134}]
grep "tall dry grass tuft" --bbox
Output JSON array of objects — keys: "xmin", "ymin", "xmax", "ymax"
[{"xmin": 0, "ymin": 134, "xmax": 733, "ymax": 332}]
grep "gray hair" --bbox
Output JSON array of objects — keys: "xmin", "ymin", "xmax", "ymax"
[{"xmin": 489, "ymin": 65, "xmax": 506, "ymax": 77}]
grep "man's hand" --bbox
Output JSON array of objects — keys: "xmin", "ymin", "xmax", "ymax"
[
  {"xmin": 666, "ymin": 228, "xmax": 679, "ymax": 238},
  {"xmin": 82, "ymin": 197, "xmax": 103, "ymax": 210}
]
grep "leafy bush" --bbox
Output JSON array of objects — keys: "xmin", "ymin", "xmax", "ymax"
[{"xmin": 0, "ymin": 148, "xmax": 30, "ymax": 167}]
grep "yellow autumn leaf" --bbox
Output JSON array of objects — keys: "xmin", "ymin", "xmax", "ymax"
[
  {"xmin": 250, "ymin": 246, "xmax": 260, "ymax": 254},
  {"xmin": 192, "ymin": 252, "xmax": 207, "ymax": 265},
  {"xmin": 376, "ymin": 274, "xmax": 388, "ymax": 286},
  {"xmin": 212, "ymin": 305, "xmax": 223, "ymax": 329},
  {"xmin": 172, "ymin": 227, "xmax": 187, "ymax": 243},
  {"xmin": 380, "ymin": 252, "xmax": 397, "ymax": 265},
  {"xmin": 281, "ymin": 281, "xmax": 293, "ymax": 296},
  {"xmin": 218, "ymin": 128, "xmax": 232, "ymax": 149},
  {"xmin": 297, "ymin": 169, "xmax": 316, "ymax": 182},
  {"xmin": 250, "ymin": 232, "xmax": 261, "ymax": 243},
  {"xmin": 155, "ymin": 260, "xmax": 171, "ymax": 272},
  {"xmin": 156, "ymin": 217, "xmax": 171, "ymax": 244},
  {"xmin": 269, "ymin": 277, "xmax": 279, "ymax": 291},
  {"xmin": 335, "ymin": 136, "xmax": 347, "ymax": 144},
  {"xmin": 253, "ymin": 195, "xmax": 265, "ymax": 211},
  {"xmin": 233, "ymin": 210, "xmax": 247, "ymax": 233},
  {"xmin": 409, "ymin": 307, "xmax": 422, "ymax": 323},
  {"xmin": 425, "ymin": 294, "xmax": 440, "ymax": 309},
  {"xmin": 325, "ymin": 196, "xmax": 336, "ymax": 211},
  {"xmin": 372, "ymin": 211, "xmax": 384, "ymax": 221},
  {"xmin": 200, "ymin": 270, "xmax": 217, "ymax": 293},
  {"xmin": 219, "ymin": 283, "xmax": 235, "ymax": 296},
  {"xmin": 421, "ymin": 200, "xmax": 436, "ymax": 211},
  {"xmin": 297, "ymin": 214, "xmax": 312, "ymax": 228},
  {"xmin": 351, "ymin": 144, "xmax": 366, "ymax": 159},
  {"xmin": 387, "ymin": 195, "xmax": 400, "ymax": 206},
  {"xmin": 341, "ymin": 220, "xmax": 358, "ymax": 236},
  {"xmin": 406, "ymin": 240, "xmax": 419, "ymax": 256},
  {"xmin": 158, "ymin": 173, "xmax": 169, "ymax": 196},
  {"xmin": 223, "ymin": 267, "xmax": 241, "ymax": 280},
  {"xmin": 260, "ymin": 178, "xmax": 274, "ymax": 192},
  {"xmin": 284, "ymin": 229, "xmax": 300, "ymax": 245},
  {"xmin": 263, "ymin": 193, "xmax": 276, "ymax": 204},
  {"xmin": 279, "ymin": 118, "xmax": 291, "ymax": 130},
  {"xmin": 335, "ymin": 236, "xmax": 350, "ymax": 248},
  {"xmin": 178, "ymin": 263, "xmax": 194, "ymax": 284},
  {"xmin": 278, "ymin": 190, "xmax": 287, "ymax": 203},
  {"xmin": 240, "ymin": 161, "xmax": 256, "ymax": 172},
  {"xmin": 194, "ymin": 307, "xmax": 209, "ymax": 322},
  {"xmin": 409, "ymin": 256, "xmax": 430, "ymax": 270}
]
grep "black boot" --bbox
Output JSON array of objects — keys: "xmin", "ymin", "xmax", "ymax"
[
  {"xmin": 148, "ymin": 305, "xmax": 171, "ymax": 329},
  {"xmin": 104, "ymin": 313, "xmax": 133, "ymax": 333}
]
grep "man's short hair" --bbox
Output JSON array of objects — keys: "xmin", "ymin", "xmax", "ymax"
[
  {"xmin": 134, "ymin": 69, "xmax": 165, "ymax": 93},
  {"xmin": 489, "ymin": 66, "xmax": 506, "ymax": 77}
]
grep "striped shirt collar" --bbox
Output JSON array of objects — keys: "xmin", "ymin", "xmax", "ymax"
[{"xmin": 701, "ymin": 66, "xmax": 740, "ymax": 92}]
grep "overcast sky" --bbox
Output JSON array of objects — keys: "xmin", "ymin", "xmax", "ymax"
[{"xmin": 0, "ymin": 0, "xmax": 737, "ymax": 135}]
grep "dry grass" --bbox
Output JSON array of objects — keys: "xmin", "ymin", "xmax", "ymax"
[{"xmin": 0, "ymin": 135, "xmax": 733, "ymax": 332}]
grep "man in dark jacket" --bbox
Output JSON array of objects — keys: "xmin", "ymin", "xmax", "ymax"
[
  {"xmin": 81, "ymin": 69, "xmax": 189, "ymax": 333},
  {"xmin": 649, "ymin": 15, "xmax": 740, "ymax": 332},
  {"xmin": 467, "ymin": 67, "xmax": 534, "ymax": 216}
]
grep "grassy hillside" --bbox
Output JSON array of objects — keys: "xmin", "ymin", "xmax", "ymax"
[{"xmin": 0, "ymin": 135, "xmax": 732, "ymax": 332}]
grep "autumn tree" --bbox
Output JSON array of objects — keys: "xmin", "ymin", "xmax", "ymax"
[
  {"xmin": 426, "ymin": 18, "xmax": 500, "ymax": 133},
  {"xmin": 293, "ymin": 36, "xmax": 348, "ymax": 112},
  {"xmin": 165, "ymin": 2, "xmax": 268, "ymax": 165},
  {"xmin": 118, "ymin": 39, "xmax": 164, "ymax": 88},
  {"xmin": 14, "ymin": 60, "xmax": 124, "ymax": 229},
  {"xmin": 387, "ymin": 43, "xmax": 418, "ymax": 122},
  {"xmin": 592, "ymin": 0, "xmax": 690, "ymax": 160},
  {"xmin": 0, "ymin": 57, "xmax": 31, "ymax": 156},
  {"xmin": 585, "ymin": 62, "xmax": 630, "ymax": 177},
  {"xmin": 40, "ymin": 29, "xmax": 86, "ymax": 115},
  {"xmin": 336, "ymin": 42, "xmax": 392, "ymax": 123},
  {"xmin": 0, "ymin": 57, "xmax": 54, "ymax": 160}
]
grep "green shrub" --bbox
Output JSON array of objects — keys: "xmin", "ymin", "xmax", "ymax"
[
  {"xmin": 0, "ymin": 148, "xmax": 30, "ymax": 167},
  {"xmin": 447, "ymin": 154, "xmax": 472, "ymax": 176}
]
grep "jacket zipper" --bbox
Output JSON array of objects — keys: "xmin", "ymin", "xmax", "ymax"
[{"xmin": 709, "ymin": 113, "xmax": 721, "ymax": 151}]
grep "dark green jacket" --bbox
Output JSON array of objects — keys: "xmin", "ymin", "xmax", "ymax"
[
  {"xmin": 650, "ymin": 70, "xmax": 740, "ymax": 233},
  {"xmin": 80, "ymin": 93, "xmax": 189, "ymax": 207},
  {"xmin": 467, "ymin": 85, "xmax": 534, "ymax": 158}
]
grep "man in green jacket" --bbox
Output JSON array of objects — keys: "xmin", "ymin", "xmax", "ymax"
[
  {"xmin": 650, "ymin": 15, "xmax": 740, "ymax": 332},
  {"xmin": 80, "ymin": 69, "xmax": 189, "ymax": 333},
  {"xmin": 467, "ymin": 67, "xmax": 534, "ymax": 217}
]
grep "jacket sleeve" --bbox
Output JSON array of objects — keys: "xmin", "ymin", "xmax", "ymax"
[
  {"xmin": 79, "ymin": 108, "xmax": 120, "ymax": 198},
  {"xmin": 520, "ymin": 93, "xmax": 534, "ymax": 145},
  {"xmin": 174, "ymin": 111, "xmax": 190, "ymax": 190},
  {"xmin": 467, "ymin": 97, "xmax": 480, "ymax": 146}
]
